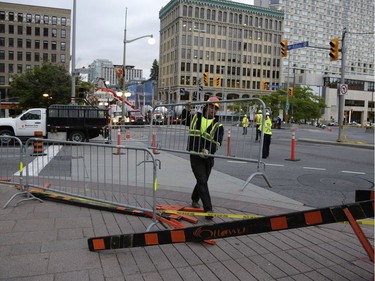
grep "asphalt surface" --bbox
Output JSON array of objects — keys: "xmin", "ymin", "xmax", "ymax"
[{"xmin": 0, "ymin": 125, "xmax": 373, "ymax": 281}]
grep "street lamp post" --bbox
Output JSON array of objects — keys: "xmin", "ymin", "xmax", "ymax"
[{"xmin": 122, "ymin": 8, "xmax": 155, "ymax": 122}]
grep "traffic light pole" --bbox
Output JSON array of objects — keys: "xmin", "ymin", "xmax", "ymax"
[{"xmin": 337, "ymin": 28, "xmax": 347, "ymax": 142}]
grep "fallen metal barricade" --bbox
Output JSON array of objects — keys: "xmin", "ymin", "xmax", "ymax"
[
  {"xmin": 1, "ymin": 136, "xmax": 43, "ymax": 208},
  {"xmin": 4, "ymin": 137, "xmax": 159, "ymax": 231},
  {"xmin": 150, "ymin": 98, "xmax": 271, "ymax": 189}
]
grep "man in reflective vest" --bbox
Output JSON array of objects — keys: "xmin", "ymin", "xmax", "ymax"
[
  {"xmin": 255, "ymin": 109, "xmax": 263, "ymax": 141},
  {"xmin": 242, "ymin": 114, "xmax": 249, "ymax": 135},
  {"xmin": 258, "ymin": 112, "xmax": 272, "ymax": 159},
  {"xmin": 183, "ymin": 97, "xmax": 224, "ymax": 219}
]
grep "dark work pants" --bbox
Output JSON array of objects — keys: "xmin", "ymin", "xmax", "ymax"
[
  {"xmin": 190, "ymin": 154, "xmax": 214, "ymax": 211},
  {"xmin": 262, "ymin": 134, "xmax": 271, "ymax": 158},
  {"xmin": 255, "ymin": 125, "xmax": 261, "ymax": 140}
]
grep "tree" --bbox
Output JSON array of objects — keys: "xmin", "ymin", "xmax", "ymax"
[
  {"xmin": 149, "ymin": 59, "xmax": 158, "ymax": 81},
  {"xmin": 9, "ymin": 62, "xmax": 72, "ymax": 109},
  {"xmin": 257, "ymin": 86, "xmax": 326, "ymax": 122}
]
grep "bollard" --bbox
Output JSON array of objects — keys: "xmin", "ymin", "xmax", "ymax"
[
  {"xmin": 113, "ymin": 128, "xmax": 125, "ymax": 155},
  {"xmin": 152, "ymin": 129, "xmax": 160, "ymax": 155},
  {"xmin": 227, "ymin": 128, "xmax": 231, "ymax": 157},
  {"xmin": 31, "ymin": 131, "xmax": 46, "ymax": 156},
  {"xmin": 285, "ymin": 128, "xmax": 300, "ymax": 161}
]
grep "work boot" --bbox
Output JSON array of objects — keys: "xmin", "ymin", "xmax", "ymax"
[
  {"xmin": 191, "ymin": 201, "xmax": 200, "ymax": 208},
  {"xmin": 205, "ymin": 210, "xmax": 214, "ymax": 220}
]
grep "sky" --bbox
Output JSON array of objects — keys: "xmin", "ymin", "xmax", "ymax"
[{"xmin": 5, "ymin": 0, "xmax": 254, "ymax": 78}]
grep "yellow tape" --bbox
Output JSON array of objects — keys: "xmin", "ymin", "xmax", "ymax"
[
  {"xmin": 161, "ymin": 209, "xmax": 374, "ymax": 225},
  {"xmin": 161, "ymin": 209, "xmax": 262, "ymax": 219}
]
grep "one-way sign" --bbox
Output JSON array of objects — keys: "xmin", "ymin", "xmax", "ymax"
[{"xmin": 287, "ymin": 41, "xmax": 309, "ymax": 50}]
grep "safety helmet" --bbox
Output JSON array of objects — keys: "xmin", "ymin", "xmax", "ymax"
[
  {"xmin": 244, "ymin": 114, "xmax": 247, "ymax": 117},
  {"xmin": 207, "ymin": 97, "xmax": 220, "ymax": 109},
  {"xmin": 258, "ymin": 109, "xmax": 262, "ymax": 113},
  {"xmin": 266, "ymin": 112, "xmax": 270, "ymax": 116}
]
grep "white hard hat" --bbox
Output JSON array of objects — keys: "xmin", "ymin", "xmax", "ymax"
[
  {"xmin": 244, "ymin": 114, "xmax": 247, "ymax": 117},
  {"xmin": 266, "ymin": 112, "xmax": 270, "ymax": 115}
]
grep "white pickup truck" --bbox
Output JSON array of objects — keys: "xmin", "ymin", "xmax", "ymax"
[{"xmin": 0, "ymin": 104, "xmax": 109, "ymax": 143}]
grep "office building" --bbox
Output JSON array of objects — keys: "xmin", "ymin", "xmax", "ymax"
[
  {"xmin": 158, "ymin": 0, "xmax": 284, "ymax": 103},
  {"xmin": 0, "ymin": 2, "xmax": 71, "ymax": 117},
  {"xmin": 255, "ymin": 0, "xmax": 374, "ymax": 124}
]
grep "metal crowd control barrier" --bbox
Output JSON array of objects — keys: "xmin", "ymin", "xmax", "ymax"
[
  {"xmin": 1, "ymin": 136, "xmax": 43, "ymax": 208},
  {"xmin": 106, "ymin": 124, "xmax": 151, "ymax": 146},
  {"xmin": 150, "ymin": 98, "xmax": 271, "ymax": 189},
  {"xmin": 3, "ymin": 137, "xmax": 159, "ymax": 231}
]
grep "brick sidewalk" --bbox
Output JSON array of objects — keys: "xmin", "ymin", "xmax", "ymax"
[{"xmin": 0, "ymin": 185, "xmax": 373, "ymax": 281}]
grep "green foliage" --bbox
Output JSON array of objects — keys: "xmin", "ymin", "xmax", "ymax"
[
  {"xmin": 150, "ymin": 59, "xmax": 158, "ymax": 81},
  {"xmin": 9, "ymin": 62, "xmax": 72, "ymax": 109},
  {"xmin": 257, "ymin": 86, "xmax": 326, "ymax": 122}
]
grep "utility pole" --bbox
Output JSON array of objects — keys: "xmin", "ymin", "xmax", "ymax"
[{"xmin": 337, "ymin": 28, "xmax": 347, "ymax": 142}]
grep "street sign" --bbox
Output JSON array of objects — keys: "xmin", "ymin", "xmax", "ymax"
[
  {"xmin": 269, "ymin": 84, "xmax": 282, "ymax": 89},
  {"xmin": 286, "ymin": 103, "xmax": 290, "ymax": 110},
  {"xmin": 287, "ymin": 41, "xmax": 309, "ymax": 50},
  {"xmin": 339, "ymin": 84, "xmax": 348, "ymax": 95}
]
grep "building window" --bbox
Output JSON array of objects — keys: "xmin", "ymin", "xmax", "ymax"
[
  {"xmin": 26, "ymin": 52, "xmax": 31, "ymax": 61},
  {"xmin": 35, "ymin": 40, "xmax": 40, "ymax": 49},
  {"xmin": 17, "ymin": 64, "xmax": 22, "ymax": 73},
  {"xmin": 26, "ymin": 39, "xmax": 31, "ymax": 48},
  {"xmin": 17, "ymin": 13, "xmax": 23, "ymax": 22},
  {"xmin": 61, "ymin": 17, "xmax": 66, "ymax": 26},
  {"xmin": 9, "ymin": 64, "xmax": 14, "ymax": 73},
  {"xmin": 51, "ymin": 53, "xmax": 56, "ymax": 62},
  {"xmin": 17, "ymin": 38, "xmax": 22, "ymax": 48},
  {"xmin": 26, "ymin": 26, "xmax": 32, "ymax": 35},
  {"xmin": 17, "ymin": 52, "xmax": 22, "ymax": 61},
  {"xmin": 52, "ymin": 16, "xmax": 57, "ymax": 25},
  {"xmin": 43, "ymin": 40, "xmax": 48, "ymax": 49},
  {"xmin": 52, "ymin": 28, "xmax": 57, "ymax": 37},
  {"xmin": 61, "ymin": 42, "xmax": 66, "ymax": 51},
  {"xmin": 0, "ymin": 63, "xmax": 4, "ymax": 72},
  {"xmin": 0, "ymin": 37, "xmax": 4, "ymax": 47},
  {"xmin": 35, "ymin": 52, "xmax": 40, "ymax": 61},
  {"xmin": 0, "ymin": 11, "xmax": 4, "ymax": 21},
  {"xmin": 60, "ymin": 54, "xmax": 66, "ymax": 63},
  {"xmin": 51, "ymin": 41, "xmax": 57, "ymax": 50},
  {"xmin": 0, "ymin": 24, "xmax": 5, "ymax": 33},
  {"xmin": 8, "ymin": 25, "xmax": 14, "ymax": 34},
  {"xmin": 0, "ymin": 51, "xmax": 5, "ymax": 60},
  {"xmin": 35, "ymin": 14, "xmax": 41, "ymax": 23},
  {"xmin": 17, "ymin": 25, "xmax": 23, "ymax": 35},
  {"xmin": 8, "ymin": 51, "xmax": 14, "ymax": 60},
  {"xmin": 8, "ymin": 38, "xmax": 13, "ymax": 47},
  {"xmin": 43, "ymin": 28, "xmax": 48, "ymax": 36},
  {"xmin": 43, "ymin": 53, "xmax": 48, "ymax": 61},
  {"xmin": 43, "ymin": 15, "xmax": 49, "ymax": 24},
  {"xmin": 61, "ymin": 29, "xmax": 66, "ymax": 38},
  {"xmin": 35, "ymin": 27, "xmax": 40, "ymax": 36},
  {"xmin": 0, "ymin": 76, "xmax": 5, "ymax": 85},
  {"xmin": 9, "ymin": 12, "xmax": 14, "ymax": 21},
  {"xmin": 26, "ymin": 14, "xmax": 32, "ymax": 22}
]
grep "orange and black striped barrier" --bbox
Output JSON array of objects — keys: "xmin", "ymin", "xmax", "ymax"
[
  {"xmin": 31, "ymin": 131, "xmax": 46, "ymax": 156},
  {"xmin": 88, "ymin": 200, "xmax": 374, "ymax": 251}
]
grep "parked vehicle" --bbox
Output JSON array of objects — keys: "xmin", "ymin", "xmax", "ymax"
[{"xmin": 0, "ymin": 104, "xmax": 109, "ymax": 143}]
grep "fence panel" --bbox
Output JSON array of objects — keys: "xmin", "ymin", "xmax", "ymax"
[
  {"xmin": 150, "ymin": 98, "xmax": 271, "ymax": 188},
  {"xmin": 14, "ymin": 138, "xmax": 158, "ymax": 230}
]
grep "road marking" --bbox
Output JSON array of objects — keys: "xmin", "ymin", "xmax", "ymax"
[
  {"xmin": 341, "ymin": 170, "xmax": 366, "ymax": 175},
  {"xmin": 265, "ymin": 163, "xmax": 285, "ymax": 167},
  {"xmin": 303, "ymin": 167, "xmax": 326, "ymax": 171},
  {"xmin": 14, "ymin": 145, "xmax": 62, "ymax": 176}
]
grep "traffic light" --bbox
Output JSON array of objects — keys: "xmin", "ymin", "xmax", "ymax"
[
  {"xmin": 288, "ymin": 87, "xmax": 294, "ymax": 96},
  {"xmin": 329, "ymin": 37, "xmax": 339, "ymax": 61},
  {"xmin": 280, "ymin": 39, "xmax": 288, "ymax": 57},
  {"xmin": 203, "ymin": 72, "xmax": 209, "ymax": 86},
  {"xmin": 214, "ymin": 75, "xmax": 221, "ymax": 87},
  {"xmin": 261, "ymin": 80, "xmax": 268, "ymax": 90}
]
